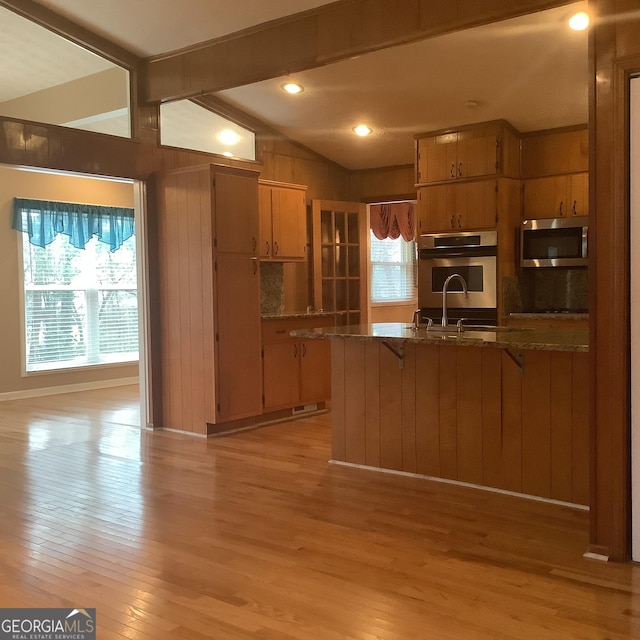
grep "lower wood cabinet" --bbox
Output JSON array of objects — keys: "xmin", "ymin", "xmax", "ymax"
[{"xmin": 262, "ymin": 317, "xmax": 332, "ymax": 411}]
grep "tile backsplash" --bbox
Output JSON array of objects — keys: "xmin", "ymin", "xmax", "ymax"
[
  {"xmin": 260, "ymin": 262, "xmax": 285, "ymax": 315},
  {"xmin": 519, "ymin": 267, "xmax": 588, "ymax": 312}
]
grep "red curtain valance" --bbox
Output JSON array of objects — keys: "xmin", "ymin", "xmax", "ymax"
[{"xmin": 370, "ymin": 202, "xmax": 415, "ymax": 242}]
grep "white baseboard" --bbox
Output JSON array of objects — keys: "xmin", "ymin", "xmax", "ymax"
[{"xmin": 0, "ymin": 377, "xmax": 139, "ymax": 401}]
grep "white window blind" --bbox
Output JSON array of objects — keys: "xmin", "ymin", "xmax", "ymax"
[
  {"xmin": 370, "ymin": 230, "xmax": 417, "ymax": 303},
  {"xmin": 20, "ymin": 233, "xmax": 138, "ymax": 372}
]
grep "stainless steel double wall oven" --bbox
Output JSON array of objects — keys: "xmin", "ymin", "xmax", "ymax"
[{"xmin": 418, "ymin": 230, "xmax": 498, "ymax": 325}]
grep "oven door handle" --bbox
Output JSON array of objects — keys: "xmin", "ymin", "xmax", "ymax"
[{"xmin": 419, "ymin": 247, "xmax": 497, "ymax": 259}]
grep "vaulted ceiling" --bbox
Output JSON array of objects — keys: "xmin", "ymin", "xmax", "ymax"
[{"xmin": 2, "ymin": 0, "xmax": 589, "ymax": 170}]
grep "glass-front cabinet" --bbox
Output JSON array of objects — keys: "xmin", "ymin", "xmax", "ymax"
[{"xmin": 312, "ymin": 200, "xmax": 368, "ymax": 326}]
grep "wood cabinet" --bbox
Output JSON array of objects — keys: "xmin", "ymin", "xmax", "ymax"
[
  {"xmin": 311, "ymin": 199, "xmax": 368, "ymax": 326},
  {"xmin": 262, "ymin": 316, "xmax": 333, "ymax": 411},
  {"xmin": 417, "ymin": 180, "xmax": 497, "ymax": 233},
  {"xmin": 417, "ymin": 134, "xmax": 497, "ymax": 183},
  {"xmin": 415, "ymin": 120, "xmax": 520, "ymax": 186},
  {"xmin": 259, "ymin": 181, "xmax": 307, "ymax": 261},
  {"xmin": 155, "ymin": 164, "xmax": 263, "ymax": 434},
  {"xmin": 523, "ymin": 172, "xmax": 589, "ymax": 219}
]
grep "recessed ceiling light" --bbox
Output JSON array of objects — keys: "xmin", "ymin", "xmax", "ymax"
[
  {"xmin": 217, "ymin": 129, "xmax": 240, "ymax": 145},
  {"xmin": 282, "ymin": 82, "xmax": 303, "ymax": 94},
  {"xmin": 222, "ymin": 151, "xmax": 233, "ymax": 157},
  {"xmin": 353, "ymin": 124, "xmax": 373, "ymax": 137},
  {"xmin": 568, "ymin": 11, "xmax": 590, "ymax": 31}
]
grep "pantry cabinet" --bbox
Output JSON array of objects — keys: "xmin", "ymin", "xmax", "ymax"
[
  {"xmin": 259, "ymin": 181, "xmax": 307, "ymax": 261},
  {"xmin": 262, "ymin": 315, "xmax": 333, "ymax": 411},
  {"xmin": 155, "ymin": 164, "xmax": 262, "ymax": 434}
]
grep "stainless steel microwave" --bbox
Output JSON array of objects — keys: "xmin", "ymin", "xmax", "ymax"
[{"xmin": 521, "ymin": 216, "xmax": 588, "ymax": 267}]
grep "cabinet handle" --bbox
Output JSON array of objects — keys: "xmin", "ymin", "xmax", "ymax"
[
  {"xmin": 302, "ymin": 343, "xmax": 307, "ymax": 357},
  {"xmin": 458, "ymin": 162, "xmax": 463, "ymax": 177},
  {"xmin": 252, "ymin": 236, "xmax": 257, "ymax": 252},
  {"xmin": 457, "ymin": 214, "xmax": 462, "ymax": 228},
  {"xmin": 266, "ymin": 241, "xmax": 270, "ymax": 255},
  {"xmin": 572, "ymin": 200, "xmax": 577, "ymax": 216},
  {"xmin": 450, "ymin": 215, "xmax": 455, "ymax": 229},
  {"xmin": 274, "ymin": 241, "xmax": 279, "ymax": 255},
  {"xmin": 559, "ymin": 201, "xmax": 564, "ymax": 217},
  {"xmin": 293, "ymin": 344, "xmax": 298, "ymax": 357},
  {"xmin": 450, "ymin": 163, "xmax": 456, "ymax": 179}
]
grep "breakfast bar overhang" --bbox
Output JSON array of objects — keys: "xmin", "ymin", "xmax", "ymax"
[{"xmin": 292, "ymin": 323, "xmax": 590, "ymax": 507}]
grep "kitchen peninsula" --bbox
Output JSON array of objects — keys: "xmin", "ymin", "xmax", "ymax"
[{"xmin": 293, "ymin": 323, "xmax": 589, "ymax": 507}]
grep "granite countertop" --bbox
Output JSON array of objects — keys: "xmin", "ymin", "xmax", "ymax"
[
  {"xmin": 291, "ymin": 322, "xmax": 589, "ymax": 353},
  {"xmin": 261, "ymin": 310, "xmax": 343, "ymax": 320},
  {"xmin": 509, "ymin": 312, "xmax": 589, "ymax": 321}
]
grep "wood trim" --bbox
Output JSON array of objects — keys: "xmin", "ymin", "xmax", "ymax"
[
  {"xmin": 143, "ymin": 0, "xmax": 575, "ymax": 103},
  {"xmin": 588, "ymin": 1, "xmax": 640, "ymax": 561}
]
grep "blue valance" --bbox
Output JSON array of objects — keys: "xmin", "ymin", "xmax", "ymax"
[{"xmin": 12, "ymin": 198, "xmax": 135, "ymax": 252}]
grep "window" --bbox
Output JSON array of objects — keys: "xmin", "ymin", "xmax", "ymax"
[
  {"xmin": 160, "ymin": 100, "xmax": 256, "ymax": 160},
  {"xmin": 370, "ymin": 230, "xmax": 416, "ymax": 303},
  {"xmin": 17, "ymin": 217, "xmax": 138, "ymax": 373}
]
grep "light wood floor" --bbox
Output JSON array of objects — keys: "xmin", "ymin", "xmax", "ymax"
[{"xmin": 0, "ymin": 386, "xmax": 639, "ymax": 639}]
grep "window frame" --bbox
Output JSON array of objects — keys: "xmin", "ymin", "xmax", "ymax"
[{"xmin": 16, "ymin": 231, "xmax": 139, "ymax": 377}]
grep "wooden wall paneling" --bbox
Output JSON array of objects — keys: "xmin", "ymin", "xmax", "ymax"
[
  {"xmin": 438, "ymin": 345, "xmax": 458, "ymax": 480},
  {"xmin": 364, "ymin": 341, "xmax": 381, "ymax": 467},
  {"xmin": 521, "ymin": 351, "xmax": 551, "ymax": 498},
  {"xmin": 501, "ymin": 350, "xmax": 522, "ymax": 492},
  {"xmin": 415, "ymin": 344, "xmax": 441, "ymax": 477},
  {"xmin": 186, "ymin": 169, "xmax": 206, "ymax": 431},
  {"xmin": 350, "ymin": 165, "xmax": 416, "ymax": 202},
  {"xmin": 331, "ymin": 339, "xmax": 346, "ymax": 462},
  {"xmin": 456, "ymin": 347, "xmax": 484, "ymax": 485},
  {"xmin": 549, "ymin": 352, "xmax": 574, "ymax": 503},
  {"xmin": 401, "ymin": 343, "xmax": 417, "ymax": 473},
  {"xmin": 160, "ymin": 174, "xmax": 182, "ymax": 430},
  {"xmin": 344, "ymin": 341, "xmax": 368, "ymax": 465},
  {"xmin": 572, "ymin": 352, "xmax": 590, "ymax": 505},
  {"xmin": 481, "ymin": 348, "xmax": 503, "ymax": 489},
  {"xmin": 176, "ymin": 171, "xmax": 194, "ymax": 432},
  {"xmin": 379, "ymin": 342, "xmax": 404, "ymax": 472}
]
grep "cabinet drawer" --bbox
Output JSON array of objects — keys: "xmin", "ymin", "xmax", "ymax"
[{"xmin": 262, "ymin": 315, "xmax": 334, "ymax": 343}]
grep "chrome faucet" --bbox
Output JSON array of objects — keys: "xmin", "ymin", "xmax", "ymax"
[{"xmin": 442, "ymin": 273, "xmax": 468, "ymax": 327}]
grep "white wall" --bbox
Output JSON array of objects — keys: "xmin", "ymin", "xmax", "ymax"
[
  {"xmin": 0, "ymin": 165, "xmax": 138, "ymax": 397},
  {"xmin": 630, "ymin": 76, "xmax": 640, "ymax": 561}
]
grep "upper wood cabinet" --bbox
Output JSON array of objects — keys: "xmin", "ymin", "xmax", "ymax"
[
  {"xmin": 415, "ymin": 121, "xmax": 520, "ymax": 186},
  {"xmin": 521, "ymin": 128, "xmax": 588, "ymax": 178},
  {"xmin": 216, "ymin": 171, "xmax": 259, "ymax": 255},
  {"xmin": 523, "ymin": 172, "xmax": 589, "ymax": 220},
  {"xmin": 259, "ymin": 181, "xmax": 307, "ymax": 261},
  {"xmin": 417, "ymin": 180, "xmax": 497, "ymax": 233}
]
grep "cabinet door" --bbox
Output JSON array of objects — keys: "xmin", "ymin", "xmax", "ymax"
[
  {"xmin": 215, "ymin": 254, "xmax": 262, "ymax": 421},
  {"xmin": 458, "ymin": 181, "xmax": 497, "ymax": 230},
  {"xmin": 215, "ymin": 171, "xmax": 259, "ymax": 254},
  {"xmin": 418, "ymin": 184, "xmax": 456, "ymax": 233},
  {"xmin": 300, "ymin": 340, "xmax": 331, "ymax": 403},
  {"xmin": 263, "ymin": 342, "xmax": 300, "ymax": 409},
  {"xmin": 568, "ymin": 173, "xmax": 589, "ymax": 217},
  {"xmin": 258, "ymin": 184, "xmax": 273, "ymax": 258},
  {"xmin": 272, "ymin": 187, "xmax": 306, "ymax": 260},
  {"xmin": 425, "ymin": 141, "xmax": 458, "ymax": 182},
  {"xmin": 457, "ymin": 135, "xmax": 498, "ymax": 179},
  {"xmin": 523, "ymin": 176, "xmax": 568, "ymax": 219}
]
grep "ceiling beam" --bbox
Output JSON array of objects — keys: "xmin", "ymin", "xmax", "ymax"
[
  {"xmin": 0, "ymin": 0, "xmax": 141, "ymax": 69},
  {"xmin": 144, "ymin": 0, "xmax": 575, "ymax": 103}
]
